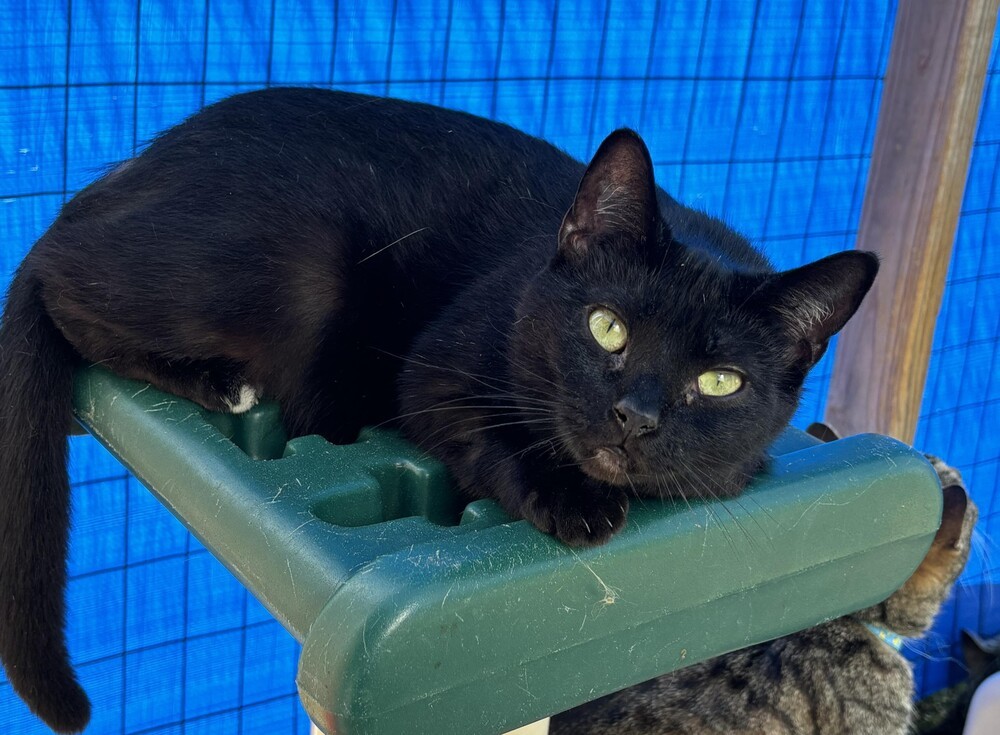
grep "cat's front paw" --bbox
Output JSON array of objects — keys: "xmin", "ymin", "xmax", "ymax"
[{"xmin": 522, "ymin": 487, "xmax": 629, "ymax": 547}]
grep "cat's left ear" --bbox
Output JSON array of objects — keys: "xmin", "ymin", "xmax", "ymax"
[
  {"xmin": 753, "ymin": 250, "xmax": 879, "ymax": 370},
  {"xmin": 961, "ymin": 630, "xmax": 994, "ymax": 676},
  {"xmin": 558, "ymin": 129, "xmax": 658, "ymax": 259}
]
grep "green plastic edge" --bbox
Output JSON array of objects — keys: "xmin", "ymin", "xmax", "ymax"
[{"xmin": 71, "ymin": 366, "xmax": 941, "ymax": 735}]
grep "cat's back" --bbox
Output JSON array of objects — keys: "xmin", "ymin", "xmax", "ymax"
[
  {"xmin": 61, "ymin": 87, "xmax": 583, "ymax": 232},
  {"xmin": 34, "ymin": 86, "xmax": 589, "ymax": 295},
  {"xmin": 551, "ymin": 619, "xmax": 912, "ymax": 735},
  {"xmin": 45, "ymin": 86, "xmax": 769, "ymax": 282}
]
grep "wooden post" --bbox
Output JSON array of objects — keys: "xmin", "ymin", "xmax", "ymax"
[{"xmin": 824, "ymin": 0, "xmax": 998, "ymax": 444}]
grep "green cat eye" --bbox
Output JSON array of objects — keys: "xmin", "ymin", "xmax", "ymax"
[
  {"xmin": 697, "ymin": 369, "xmax": 744, "ymax": 397},
  {"xmin": 588, "ymin": 307, "xmax": 628, "ymax": 353}
]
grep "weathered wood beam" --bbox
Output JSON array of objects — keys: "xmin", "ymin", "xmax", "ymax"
[{"xmin": 824, "ymin": 0, "xmax": 998, "ymax": 443}]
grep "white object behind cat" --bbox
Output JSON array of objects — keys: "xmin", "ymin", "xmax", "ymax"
[{"xmin": 964, "ymin": 671, "xmax": 1000, "ymax": 735}]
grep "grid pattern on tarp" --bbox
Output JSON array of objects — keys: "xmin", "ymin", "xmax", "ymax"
[{"xmin": 1, "ymin": 1, "xmax": 996, "ymax": 732}]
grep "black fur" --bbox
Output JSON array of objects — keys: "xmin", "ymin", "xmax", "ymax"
[
  {"xmin": 0, "ymin": 88, "xmax": 878, "ymax": 731},
  {"xmin": 0, "ymin": 273, "xmax": 88, "ymax": 732},
  {"xmin": 398, "ymin": 129, "xmax": 878, "ymax": 545}
]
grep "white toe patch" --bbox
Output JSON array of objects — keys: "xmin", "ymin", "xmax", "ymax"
[{"xmin": 225, "ymin": 385, "xmax": 259, "ymax": 414}]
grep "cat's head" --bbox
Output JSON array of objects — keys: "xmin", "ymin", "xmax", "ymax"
[
  {"xmin": 857, "ymin": 461, "xmax": 977, "ymax": 637},
  {"xmin": 508, "ymin": 129, "xmax": 879, "ymax": 499}
]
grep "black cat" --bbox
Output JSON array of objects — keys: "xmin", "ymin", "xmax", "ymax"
[{"xmin": 0, "ymin": 88, "xmax": 877, "ymax": 732}]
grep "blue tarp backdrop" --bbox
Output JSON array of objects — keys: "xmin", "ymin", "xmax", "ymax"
[{"xmin": 0, "ymin": 1, "xmax": 997, "ymax": 733}]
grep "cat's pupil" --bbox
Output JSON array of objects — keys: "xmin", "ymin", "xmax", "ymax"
[
  {"xmin": 588, "ymin": 308, "xmax": 628, "ymax": 353},
  {"xmin": 697, "ymin": 369, "xmax": 743, "ymax": 397}
]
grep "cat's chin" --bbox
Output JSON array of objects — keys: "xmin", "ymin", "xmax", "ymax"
[{"xmin": 580, "ymin": 446, "xmax": 632, "ymax": 486}]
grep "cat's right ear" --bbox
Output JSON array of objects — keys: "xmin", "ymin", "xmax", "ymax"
[
  {"xmin": 751, "ymin": 250, "xmax": 879, "ymax": 372},
  {"xmin": 558, "ymin": 129, "xmax": 658, "ymax": 260},
  {"xmin": 961, "ymin": 629, "xmax": 994, "ymax": 676},
  {"xmin": 935, "ymin": 483, "xmax": 970, "ymax": 551}
]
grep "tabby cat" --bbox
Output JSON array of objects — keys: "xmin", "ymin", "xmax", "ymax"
[
  {"xmin": 0, "ymin": 88, "xmax": 877, "ymax": 731},
  {"xmin": 551, "ymin": 455, "xmax": 977, "ymax": 735}
]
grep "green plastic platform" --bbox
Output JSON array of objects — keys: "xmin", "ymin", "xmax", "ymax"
[{"xmin": 72, "ymin": 366, "xmax": 942, "ymax": 735}]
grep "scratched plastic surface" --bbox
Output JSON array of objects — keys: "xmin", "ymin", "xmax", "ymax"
[{"xmin": 73, "ymin": 366, "xmax": 942, "ymax": 735}]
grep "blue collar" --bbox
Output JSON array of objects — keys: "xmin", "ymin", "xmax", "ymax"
[{"xmin": 864, "ymin": 623, "xmax": 905, "ymax": 651}]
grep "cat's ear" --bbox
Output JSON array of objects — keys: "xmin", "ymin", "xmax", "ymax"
[
  {"xmin": 805, "ymin": 421, "xmax": 841, "ymax": 443},
  {"xmin": 934, "ymin": 483, "xmax": 970, "ymax": 551},
  {"xmin": 961, "ymin": 630, "xmax": 994, "ymax": 676},
  {"xmin": 753, "ymin": 250, "xmax": 879, "ymax": 370},
  {"xmin": 558, "ymin": 129, "xmax": 658, "ymax": 259}
]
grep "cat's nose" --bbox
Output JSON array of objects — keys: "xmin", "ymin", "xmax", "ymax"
[{"xmin": 612, "ymin": 395, "xmax": 660, "ymax": 436}]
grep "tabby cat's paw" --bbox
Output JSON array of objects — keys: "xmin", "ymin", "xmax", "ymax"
[
  {"xmin": 924, "ymin": 454, "xmax": 965, "ymax": 489},
  {"xmin": 522, "ymin": 487, "xmax": 629, "ymax": 547}
]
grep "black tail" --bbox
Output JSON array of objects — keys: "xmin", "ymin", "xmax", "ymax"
[{"xmin": 0, "ymin": 267, "xmax": 89, "ymax": 732}]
